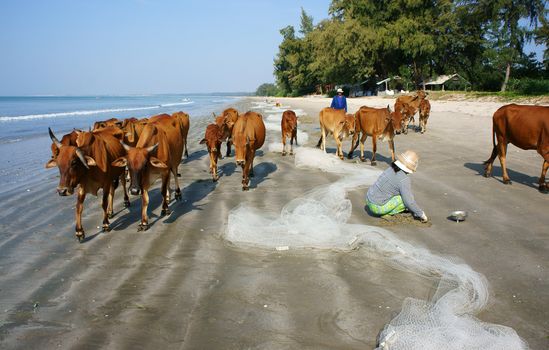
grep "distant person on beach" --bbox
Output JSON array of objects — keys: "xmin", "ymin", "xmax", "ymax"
[
  {"xmin": 366, "ymin": 150, "xmax": 428, "ymax": 222},
  {"xmin": 330, "ymin": 88, "xmax": 347, "ymax": 112}
]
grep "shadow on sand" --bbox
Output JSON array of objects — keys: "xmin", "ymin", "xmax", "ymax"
[
  {"xmin": 108, "ymin": 188, "xmax": 165, "ymax": 232},
  {"xmin": 162, "ymin": 179, "xmax": 218, "ymax": 224},
  {"xmin": 184, "ymin": 150, "xmax": 208, "ymax": 163},
  {"xmin": 464, "ymin": 162, "xmax": 542, "ymax": 190},
  {"xmin": 250, "ymin": 162, "xmax": 277, "ymax": 189}
]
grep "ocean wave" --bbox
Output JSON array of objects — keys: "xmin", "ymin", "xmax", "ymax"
[{"xmin": 0, "ymin": 101, "xmax": 195, "ymax": 122}]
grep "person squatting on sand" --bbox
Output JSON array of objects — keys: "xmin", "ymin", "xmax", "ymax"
[
  {"xmin": 366, "ymin": 150, "xmax": 428, "ymax": 222},
  {"xmin": 330, "ymin": 88, "xmax": 347, "ymax": 112}
]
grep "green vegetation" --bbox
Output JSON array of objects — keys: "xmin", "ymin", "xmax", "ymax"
[
  {"xmin": 269, "ymin": 1, "xmax": 548, "ymax": 97},
  {"xmin": 255, "ymin": 83, "xmax": 282, "ymax": 96}
]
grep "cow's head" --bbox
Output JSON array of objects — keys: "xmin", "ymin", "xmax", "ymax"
[
  {"xmin": 416, "ymin": 90, "xmax": 428, "ymax": 100},
  {"xmin": 45, "ymin": 128, "xmax": 96, "ymax": 196},
  {"xmin": 222, "ymin": 110, "xmax": 239, "ymax": 131},
  {"xmin": 200, "ymin": 124, "xmax": 224, "ymax": 181},
  {"xmin": 111, "ymin": 143, "xmax": 166, "ymax": 195},
  {"xmin": 344, "ymin": 114, "xmax": 356, "ymax": 136},
  {"xmin": 380, "ymin": 106, "xmax": 396, "ymax": 141},
  {"xmin": 391, "ymin": 103, "xmax": 409, "ymax": 134}
]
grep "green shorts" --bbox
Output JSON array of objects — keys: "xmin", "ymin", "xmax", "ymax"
[{"xmin": 367, "ymin": 195, "xmax": 407, "ymax": 216}]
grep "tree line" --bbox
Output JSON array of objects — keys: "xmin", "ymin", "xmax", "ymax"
[{"xmin": 258, "ymin": 0, "xmax": 548, "ymax": 97}]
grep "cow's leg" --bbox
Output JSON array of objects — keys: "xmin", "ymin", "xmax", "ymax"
[
  {"xmin": 348, "ymin": 132, "xmax": 359, "ymax": 159},
  {"xmin": 388, "ymin": 138, "xmax": 396, "ymax": 162},
  {"xmin": 121, "ymin": 173, "xmax": 130, "ymax": 207},
  {"xmin": 371, "ymin": 137, "xmax": 377, "ymax": 166},
  {"xmin": 101, "ymin": 187, "xmax": 111, "ymax": 232},
  {"xmin": 107, "ymin": 182, "xmax": 115, "ymax": 219},
  {"xmin": 359, "ymin": 134, "xmax": 368, "ymax": 162},
  {"xmin": 226, "ymin": 140, "xmax": 232, "ymax": 157},
  {"xmin": 173, "ymin": 166, "xmax": 182, "ymax": 201},
  {"xmin": 249, "ymin": 150, "xmax": 256, "ymax": 178},
  {"xmin": 539, "ymin": 157, "xmax": 549, "ymax": 193},
  {"xmin": 335, "ymin": 133, "xmax": 344, "ymax": 160},
  {"xmin": 242, "ymin": 159, "xmax": 250, "ymax": 191},
  {"xmin": 161, "ymin": 172, "xmax": 172, "ymax": 216},
  {"xmin": 75, "ymin": 188, "xmax": 86, "ymax": 242},
  {"xmin": 282, "ymin": 133, "xmax": 287, "ymax": 156},
  {"xmin": 498, "ymin": 141, "xmax": 511, "ymax": 184},
  {"xmin": 321, "ymin": 127, "xmax": 327, "ymax": 153},
  {"xmin": 484, "ymin": 146, "xmax": 498, "ymax": 177},
  {"xmin": 138, "ymin": 189, "xmax": 149, "ymax": 231}
]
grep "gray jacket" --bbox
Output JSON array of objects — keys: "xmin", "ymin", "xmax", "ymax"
[{"xmin": 366, "ymin": 167, "xmax": 424, "ymax": 217}]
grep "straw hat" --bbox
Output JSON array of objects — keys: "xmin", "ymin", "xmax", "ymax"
[
  {"xmin": 395, "ymin": 150, "xmax": 419, "ymax": 173},
  {"xmin": 337, "ymin": 88, "xmax": 343, "ymax": 93}
]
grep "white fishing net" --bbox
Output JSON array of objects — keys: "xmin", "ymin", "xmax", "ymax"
[{"xmin": 223, "ymin": 146, "xmax": 528, "ymax": 349}]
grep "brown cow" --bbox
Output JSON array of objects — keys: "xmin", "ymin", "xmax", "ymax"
[
  {"xmin": 418, "ymin": 99, "xmax": 431, "ymax": 134},
  {"xmin": 112, "ymin": 115, "xmax": 184, "ymax": 230},
  {"xmin": 281, "ymin": 110, "xmax": 298, "ymax": 156},
  {"xmin": 395, "ymin": 90, "xmax": 427, "ymax": 133},
  {"xmin": 45, "ymin": 127, "xmax": 126, "ymax": 242},
  {"xmin": 200, "ymin": 124, "xmax": 224, "ymax": 181},
  {"xmin": 215, "ymin": 107, "xmax": 240, "ymax": 157},
  {"xmin": 232, "ymin": 111, "xmax": 266, "ymax": 190},
  {"xmin": 348, "ymin": 106, "xmax": 402, "ymax": 165},
  {"xmin": 484, "ymin": 104, "xmax": 549, "ymax": 192},
  {"xmin": 93, "ymin": 118, "xmax": 123, "ymax": 131},
  {"xmin": 316, "ymin": 108, "xmax": 355, "ymax": 159},
  {"xmin": 172, "ymin": 111, "xmax": 190, "ymax": 158}
]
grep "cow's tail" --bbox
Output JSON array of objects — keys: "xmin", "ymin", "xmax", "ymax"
[{"xmin": 483, "ymin": 115, "xmax": 498, "ymax": 165}]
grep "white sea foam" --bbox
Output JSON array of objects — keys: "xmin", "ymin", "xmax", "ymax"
[
  {"xmin": 0, "ymin": 101, "xmax": 194, "ymax": 122},
  {"xmin": 224, "ymin": 147, "xmax": 528, "ymax": 349}
]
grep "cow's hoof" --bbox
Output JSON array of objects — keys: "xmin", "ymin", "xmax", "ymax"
[
  {"xmin": 289, "ymin": 151, "xmax": 293, "ymax": 156},
  {"xmin": 503, "ymin": 179, "xmax": 512, "ymax": 185},
  {"xmin": 539, "ymin": 184, "xmax": 548, "ymax": 193},
  {"xmin": 249, "ymin": 172, "xmax": 255, "ymax": 178},
  {"xmin": 282, "ymin": 151, "xmax": 287, "ymax": 156},
  {"xmin": 124, "ymin": 200, "xmax": 131, "ymax": 208},
  {"xmin": 102, "ymin": 224, "xmax": 111, "ymax": 232},
  {"xmin": 175, "ymin": 190, "xmax": 182, "ymax": 201},
  {"xmin": 76, "ymin": 232, "xmax": 85, "ymax": 243},
  {"xmin": 242, "ymin": 186, "xmax": 249, "ymax": 191},
  {"xmin": 359, "ymin": 157, "xmax": 365, "ymax": 162},
  {"xmin": 177, "ymin": 173, "xmax": 181, "ymax": 177},
  {"xmin": 161, "ymin": 208, "xmax": 172, "ymax": 216},
  {"xmin": 138, "ymin": 223, "xmax": 149, "ymax": 232},
  {"xmin": 108, "ymin": 212, "xmax": 114, "ymax": 219},
  {"xmin": 371, "ymin": 161, "xmax": 377, "ymax": 166}
]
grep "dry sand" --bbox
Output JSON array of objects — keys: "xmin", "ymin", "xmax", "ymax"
[{"xmin": 0, "ymin": 96, "xmax": 547, "ymax": 349}]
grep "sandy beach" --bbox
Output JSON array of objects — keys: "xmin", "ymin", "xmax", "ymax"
[{"xmin": 0, "ymin": 96, "xmax": 547, "ymax": 349}]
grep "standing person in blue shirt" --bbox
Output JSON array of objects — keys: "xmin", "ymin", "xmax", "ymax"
[{"xmin": 330, "ymin": 88, "xmax": 347, "ymax": 112}]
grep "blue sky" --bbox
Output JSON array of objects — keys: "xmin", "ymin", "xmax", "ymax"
[{"xmin": 0, "ymin": 0, "xmax": 545, "ymax": 95}]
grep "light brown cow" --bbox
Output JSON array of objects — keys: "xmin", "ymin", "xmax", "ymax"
[
  {"xmin": 418, "ymin": 99, "xmax": 431, "ymax": 133},
  {"xmin": 316, "ymin": 107, "xmax": 355, "ymax": 159},
  {"xmin": 200, "ymin": 124, "xmax": 225, "ymax": 182},
  {"xmin": 348, "ymin": 106, "xmax": 402, "ymax": 165},
  {"xmin": 46, "ymin": 127, "xmax": 126, "ymax": 242},
  {"xmin": 112, "ymin": 115, "xmax": 184, "ymax": 230},
  {"xmin": 281, "ymin": 110, "xmax": 298, "ymax": 156},
  {"xmin": 215, "ymin": 107, "xmax": 240, "ymax": 157},
  {"xmin": 232, "ymin": 111, "xmax": 266, "ymax": 190},
  {"xmin": 121, "ymin": 117, "xmax": 148, "ymax": 147},
  {"xmin": 172, "ymin": 111, "xmax": 190, "ymax": 158},
  {"xmin": 395, "ymin": 90, "xmax": 427, "ymax": 133},
  {"xmin": 484, "ymin": 104, "xmax": 549, "ymax": 192}
]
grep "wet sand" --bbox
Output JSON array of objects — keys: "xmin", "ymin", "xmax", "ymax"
[{"xmin": 0, "ymin": 96, "xmax": 547, "ymax": 349}]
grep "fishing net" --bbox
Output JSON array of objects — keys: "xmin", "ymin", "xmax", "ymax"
[{"xmin": 223, "ymin": 147, "xmax": 528, "ymax": 349}]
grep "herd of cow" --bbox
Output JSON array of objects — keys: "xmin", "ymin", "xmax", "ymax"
[{"xmin": 45, "ymin": 92, "xmax": 548, "ymax": 242}]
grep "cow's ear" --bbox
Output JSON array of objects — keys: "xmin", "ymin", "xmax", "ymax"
[
  {"xmin": 199, "ymin": 138, "xmax": 207, "ymax": 144},
  {"xmin": 45, "ymin": 159, "xmax": 57, "ymax": 169},
  {"xmin": 112, "ymin": 157, "xmax": 127, "ymax": 167},
  {"xmin": 85, "ymin": 156, "xmax": 97, "ymax": 167},
  {"xmin": 149, "ymin": 156, "xmax": 168, "ymax": 168}
]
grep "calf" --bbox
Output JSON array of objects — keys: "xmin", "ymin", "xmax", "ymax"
[
  {"xmin": 112, "ymin": 115, "xmax": 184, "ymax": 230},
  {"xmin": 200, "ymin": 124, "xmax": 224, "ymax": 181},
  {"xmin": 418, "ymin": 99, "xmax": 431, "ymax": 133},
  {"xmin": 232, "ymin": 111, "xmax": 266, "ymax": 190},
  {"xmin": 395, "ymin": 90, "xmax": 427, "ymax": 133},
  {"xmin": 348, "ymin": 106, "xmax": 402, "ymax": 165},
  {"xmin": 46, "ymin": 127, "xmax": 126, "ymax": 242},
  {"xmin": 281, "ymin": 110, "xmax": 298, "ymax": 155},
  {"xmin": 316, "ymin": 107, "xmax": 355, "ymax": 159},
  {"xmin": 215, "ymin": 107, "xmax": 240, "ymax": 157},
  {"xmin": 484, "ymin": 104, "xmax": 549, "ymax": 192}
]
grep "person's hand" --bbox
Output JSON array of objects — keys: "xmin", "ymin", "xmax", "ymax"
[{"xmin": 420, "ymin": 213, "xmax": 428, "ymax": 223}]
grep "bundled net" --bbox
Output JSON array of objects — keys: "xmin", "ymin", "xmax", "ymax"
[{"xmin": 223, "ymin": 147, "xmax": 528, "ymax": 349}]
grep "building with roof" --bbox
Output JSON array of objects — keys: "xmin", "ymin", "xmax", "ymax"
[{"xmin": 424, "ymin": 74, "xmax": 471, "ymax": 91}]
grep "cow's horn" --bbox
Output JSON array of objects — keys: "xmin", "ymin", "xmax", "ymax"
[
  {"xmin": 75, "ymin": 148, "xmax": 89, "ymax": 169},
  {"xmin": 48, "ymin": 127, "xmax": 62, "ymax": 149},
  {"xmin": 212, "ymin": 112, "xmax": 217, "ymax": 118},
  {"xmin": 120, "ymin": 142, "xmax": 131, "ymax": 151},
  {"xmin": 146, "ymin": 143, "xmax": 159, "ymax": 153}
]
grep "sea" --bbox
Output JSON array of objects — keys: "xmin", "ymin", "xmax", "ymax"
[{"xmin": 0, "ymin": 94, "xmax": 243, "ymax": 190}]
